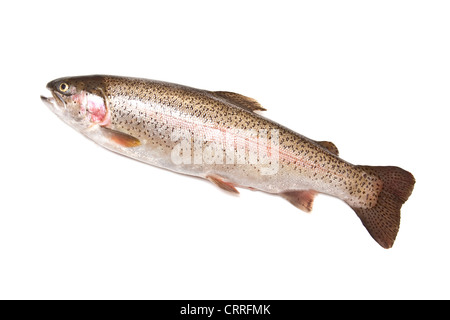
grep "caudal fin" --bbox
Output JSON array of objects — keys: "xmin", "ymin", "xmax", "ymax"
[{"xmin": 351, "ymin": 166, "xmax": 415, "ymax": 249}]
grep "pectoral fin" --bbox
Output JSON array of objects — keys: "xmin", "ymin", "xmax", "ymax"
[
  {"xmin": 212, "ymin": 91, "xmax": 266, "ymax": 112},
  {"xmin": 101, "ymin": 127, "xmax": 141, "ymax": 148},
  {"xmin": 207, "ymin": 175, "xmax": 240, "ymax": 194},
  {"xmin": 281, "ymin": 190, "xmax": 318, "ymax": 213}
]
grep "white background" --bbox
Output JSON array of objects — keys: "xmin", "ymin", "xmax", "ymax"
[{"xmin": 0, "ymin": 0, "xmax": 449, "ymax": 299}]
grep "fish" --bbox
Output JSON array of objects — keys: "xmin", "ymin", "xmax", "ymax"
[{"xmin": 41, "ymin": 75, "xmax": 415, "ymax": 248}]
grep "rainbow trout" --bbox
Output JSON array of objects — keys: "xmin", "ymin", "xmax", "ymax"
[{"xmin": 41, "ymin": 75, "xmax": 415, "ymax": 248}]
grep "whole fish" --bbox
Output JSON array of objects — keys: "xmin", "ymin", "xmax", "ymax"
[{"xmin": 41, "ymin": 75, "xmax": 415, "ymax": 248}]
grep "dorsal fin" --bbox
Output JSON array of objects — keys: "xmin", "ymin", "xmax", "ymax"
[
  {"xmin": 212, "ymin": 91, "xmax": 266, "ymax": 112},
  {"xmin": 317, "ymin": 141, "xmax": 339, "ymax": 156}
]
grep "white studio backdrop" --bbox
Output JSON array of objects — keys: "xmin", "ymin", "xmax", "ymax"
[{"xmin": 0, "ymin": 0, "xmax": 449, "ymax": 299}]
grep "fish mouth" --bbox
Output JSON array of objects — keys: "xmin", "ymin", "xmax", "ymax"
[
  {"xmin": 40, "ymin": 90, "xmax": 66, "ymax": 110},
  {"xmin": 40, "ymin": 95, "xmax": 54, "ymax": 105},
  {"xmin": 52, "ymin": 91, "xmax": 66, "ymax": 109}
]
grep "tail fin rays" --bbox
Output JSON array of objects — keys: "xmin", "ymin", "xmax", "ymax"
[{"xmin": 351, "ymin": 166, "xmax": 415, "ymax": 248}]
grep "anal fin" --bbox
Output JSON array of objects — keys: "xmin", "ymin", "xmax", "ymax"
[
  {"xmin": 207, "ymin": 175, "xmax": 240, "ymax": 194},
  {"xmin": 281, "ymin": 190, "xmax": 318, "ymax": 213}
]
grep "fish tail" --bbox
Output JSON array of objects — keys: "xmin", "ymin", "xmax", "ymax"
[{"xmin": 350, "ymin": 165, "xmax": 415, "ymax": 249}]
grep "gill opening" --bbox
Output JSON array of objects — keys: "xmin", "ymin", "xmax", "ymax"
[{"xmin": 97, "ymin": 87, "xmax": 111, "ymax": 127}]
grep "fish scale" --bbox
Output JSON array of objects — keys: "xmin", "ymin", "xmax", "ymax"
[
  {"xmin": 102, "ymin": 76, "xmax": 378, "ymax": 203},
  {"xmin": 41, "ymin": 75, "xmax": 415, "ymax": 248}
]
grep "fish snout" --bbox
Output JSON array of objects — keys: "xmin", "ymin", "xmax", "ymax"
[
  {"xmin": 40, "ymin": 95, "xmax": 51, "ymax": 103},
  {"xmin": 46, "ymin": 79, "xmax": 60, "ymax": 91}
]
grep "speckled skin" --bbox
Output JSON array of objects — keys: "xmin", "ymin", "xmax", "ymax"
[
  {"xmin": 96, "ymin": 76, "xmax": 382, "ymax": 207},
  {"xmin": 43, "ymin": 75, "xmax": 415, "ymax": 248}
]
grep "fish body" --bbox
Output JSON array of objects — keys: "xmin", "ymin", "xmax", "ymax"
[{"xmin": 42, "ymin": 75, "xmax": 415, "ymax": 248}]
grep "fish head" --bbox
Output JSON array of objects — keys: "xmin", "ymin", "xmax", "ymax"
[{"xmin": 41, "ymin": 76, "xmax": 110, "ymax": 131}]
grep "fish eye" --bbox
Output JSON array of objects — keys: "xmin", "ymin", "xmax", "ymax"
[{"xmin": 59, "ymin": 83, "xmax": 69, "ymax": 92}]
